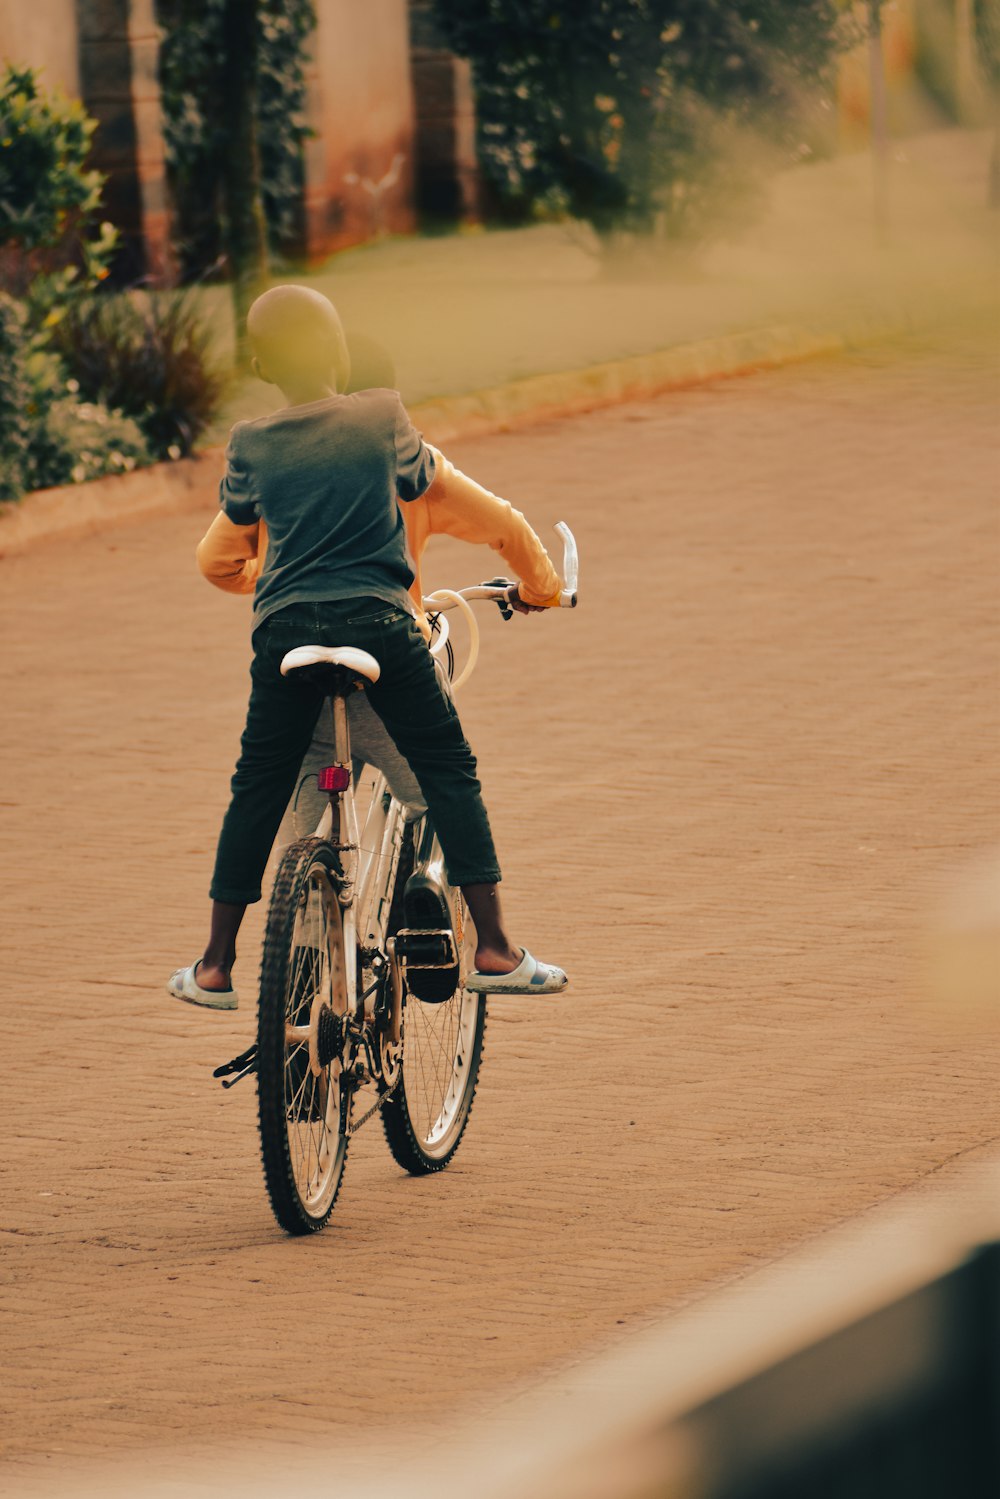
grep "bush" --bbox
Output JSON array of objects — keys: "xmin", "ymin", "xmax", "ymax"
[
  {"xmin": 0, "ymin": 293, "xmax": 153, "ymax": 499},
  {"xmin": 0, "ymin": 67, "xmax": 205, "ymax": 497},
  {"xmin": 433, "ymin": 0, "xmax": 847, "ymax": 248},
  {"xmin": 0, "ymin": 65, "xmax": 102, "ymax": 250},
  {"xmin": 0, "ymin": 296, "xmax": 31, "ymax": 500},
  {"xmin": 0, "ymin": 65, "xmax": 116, "ymax": 302},
  {"xmin": 49, "ymin": 290, "xmax": 226, "ymax": 458},
  {"xmin": 27, "ymin": 394, "xmax": 152, "ymax": 491}
]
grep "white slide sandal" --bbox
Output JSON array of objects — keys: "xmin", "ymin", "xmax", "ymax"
[
  {"xmin": 465, "ymin": 948, "xmax": 568, "ymax": 996},
  {"xmin": 168, "ymin": 962, "xmax": 239, "ymax": 1011}
]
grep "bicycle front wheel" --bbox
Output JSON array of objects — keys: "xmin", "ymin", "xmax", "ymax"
[{"xmin": 257, "ymin": 837, "xmax": 350, "ymax": 1234}]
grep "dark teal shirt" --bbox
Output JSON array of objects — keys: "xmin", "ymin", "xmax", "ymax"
[{"xmin": 219, "ymin": 388, "xmax": 437, "ymax": 632}]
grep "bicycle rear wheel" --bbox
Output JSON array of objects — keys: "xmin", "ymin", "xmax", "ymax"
[
  {"xmin": 257, "ymin": 837, "xmax": 350, "ymax": 1234},
  {"xmin": 382, "ymin": 889, "xmax": 487, "ymax": 1175}
]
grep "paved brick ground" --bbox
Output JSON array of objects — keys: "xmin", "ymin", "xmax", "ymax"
[{"xmin": 1, "ymin": 335, "xmax": 998, "ymax": 1491}]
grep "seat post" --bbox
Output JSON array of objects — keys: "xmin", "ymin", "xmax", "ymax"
[
  {"xmin": 319, "ymin": 689, "xmax": 354, "ymax": 853},
  {"xmin": 331, "ymin": 690, "xmax": 351, "ymax": 769}
]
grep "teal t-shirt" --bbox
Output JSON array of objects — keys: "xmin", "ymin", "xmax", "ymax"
[{"xmin": 219, "ymin": 388, "xmax": 436, "ymax": 631}]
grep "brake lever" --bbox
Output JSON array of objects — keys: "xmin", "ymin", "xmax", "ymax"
[{"xmin": 483, "ymin": 577, "xmax": 516, "ymax": 621}]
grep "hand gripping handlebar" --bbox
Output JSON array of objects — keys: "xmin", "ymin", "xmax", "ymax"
[{"xmin": 420, "ymin": 523, "xmax": 579, "ymax": 691}]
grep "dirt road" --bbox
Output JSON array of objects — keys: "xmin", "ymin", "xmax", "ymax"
[{"xmin": 2, "ymin": 336, "xmax": 998, "ymax": 1490}]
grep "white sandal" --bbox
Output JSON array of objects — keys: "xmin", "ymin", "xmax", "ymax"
[
  {"xmin": 168, "ymin": 962, "xmax": 239, "ymax": 1011},
  {"xmin": 465, "ymin": 949, "xmax": 568, "ymax": 996}
]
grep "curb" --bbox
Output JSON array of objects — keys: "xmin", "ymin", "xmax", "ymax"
[
  {"xmin": 0, "ymin": 443, "xmax": 224, "ymax": 557},
  {"xmin": 411, "ymin": 322, "xmax": 856, "ymax": 445},
  {"xmin": 0, "ymin": 320, "xmax": 896, "ymax": 557}
]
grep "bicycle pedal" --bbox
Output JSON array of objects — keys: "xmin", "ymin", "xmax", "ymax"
[{"xmin": 394, "ymin": 928, "xmax": 458, "ymax": 969}]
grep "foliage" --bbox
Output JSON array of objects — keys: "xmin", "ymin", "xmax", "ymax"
[
  {"xmin": 433, "ymin": 0, "xmax": 847, "ymax": 245},
  {"xmin": 0, "ymin": 293, "xmax": 152, "ymax": 500},
  {"xmin": 975, "ymin": 0, "xmax": 1000, "ymax": 89},
  {"xmin": 27, "ymin": 391, "xmax": 152, "ymax": 491},
  {"xmin": 49, "ymin": 290, "xmax": 227, "ymax": 458},
  {"xmin": 0, "ymin": 67, "xmax": 217, "ymax": 496},
  {"xmin": 156, "ymin": 0, "xmax": 315, "ymax": 278},
  {"xmin": 0, "ymin": 295, "xmax": 31, "ymax": 500},
  {"xmin": 0, "ymin": 65, "xmax": 117, "ymax": 300},
  {"xmin": 0, "ymin": 66, "xmax": 102, "ymax": 249}
]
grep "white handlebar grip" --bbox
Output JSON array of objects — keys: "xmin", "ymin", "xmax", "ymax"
[{"xmin": 555, "ymin": 521, "xmax": 579, "ymax": 607}]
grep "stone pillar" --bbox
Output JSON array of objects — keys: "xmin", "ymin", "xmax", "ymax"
[
  {"xmin": 408, "ymin": 0, "xmax": 479, "ymax": 224},
  {"xmin": 76, "ymin": 0, "xmax": 173, "ymax": 283}
]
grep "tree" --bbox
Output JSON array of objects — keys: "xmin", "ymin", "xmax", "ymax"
[
  {"xmin": 219, "ymin": 0, "xmax": 269, "ymax": 354},
  {"xmin": 974, "ymin": 0, "xmax": 1000, "ymax": 206},
  {"xmin": 156, "ymin": 0, "xmax": 315, "ymax": 280},
  {"xmin": 432, "ymin": 0, "xmax": 847, "ymax": 250},
  {"xmin": 866, "ymin": 1, "xmax": 889, "ymax": 234}
]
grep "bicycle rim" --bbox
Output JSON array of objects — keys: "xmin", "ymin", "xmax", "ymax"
[
  {"xmin": 404, "ymin": 985, "xmax": 484, "ymax": 1155},
  {"xmin": 384, "ymin": 894, "xmax": 486, "ymax": 1173},
  {"xmin": 257, "ymin": 838, "xmax": 350, "ymax": 1234}
]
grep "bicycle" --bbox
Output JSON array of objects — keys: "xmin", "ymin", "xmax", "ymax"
[{"xmin": 214, "ymin": 524, "xmax": 579, "ymax": 1235}]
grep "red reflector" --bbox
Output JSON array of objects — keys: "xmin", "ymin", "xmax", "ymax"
[{"xmin": 318, "ymin": 764, "xmax": 351, "ymax": 793}]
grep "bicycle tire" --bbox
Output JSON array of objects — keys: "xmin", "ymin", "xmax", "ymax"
[
  {"xmin": 382, "ymin": 850, "xmax": 487, "ymax": 1175},
  {"xmin": 257, "ymin": 836, "xmax": 350, "ymax": 1234}
]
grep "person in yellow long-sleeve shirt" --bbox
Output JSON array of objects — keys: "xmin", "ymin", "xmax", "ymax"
[{"xmin": 194, "ymin": 335, "xmax": 563, "ymax": 861}]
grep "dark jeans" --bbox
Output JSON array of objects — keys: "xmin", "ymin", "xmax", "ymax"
[{"xmin": 210, "ymin": 597, "xmax": 502, "ymax": 904}]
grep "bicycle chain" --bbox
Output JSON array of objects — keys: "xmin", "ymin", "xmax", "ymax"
[{"xmin": 345, "ymin": 1072, "xmax": 400, "ymax": 1136}]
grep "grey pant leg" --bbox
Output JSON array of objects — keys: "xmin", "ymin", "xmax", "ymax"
[
  {"xmin": 273, "ymin": 666, "xmax": 450, "ymax": 862},
  {"xmin": 348, "ymin": 691, "xmax": 427, "ymax": 813},
  {"xmin": 274, "ymin": 700, "xmax": 337, "ymax": 858}
]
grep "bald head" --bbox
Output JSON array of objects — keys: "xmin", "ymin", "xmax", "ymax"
[{"xmin": 247, "ymin": 285, "xmax": 350, "ymax": 397}]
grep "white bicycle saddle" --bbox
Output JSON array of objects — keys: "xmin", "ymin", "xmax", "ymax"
[{"xmin": 279, "ymin": 645, "xmax": 381, "ymax": 684}]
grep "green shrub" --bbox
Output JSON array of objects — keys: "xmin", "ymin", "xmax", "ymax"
[
  {"xmin": 26, "ymin": 394, "xmax": 152, "ymax": 491},
  {"xmin": 0, "ymin": 65, "xmax": 102, "ymax": 250},
  {"xmin": 0, "ymin": 65, "xmax": 117, "ymax": 302},
  {"xmin": 0, "ymin": 295, "xmax": 31, "ymax": 500},
  {"xmin": 49, "ymin": 290, "xmax": 226, "ymax": 458},
  {"xmin": 1, "ymin": 291, "xmax": 155, "ymax": 501}
]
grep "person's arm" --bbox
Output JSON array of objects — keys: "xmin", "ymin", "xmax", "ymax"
[
  {"xmin": 196, "ymin": 423, "xmax": 266, "ymax": 594},
  {"xmin": 196, "ymin": 511, "xmax": 264, "ymax": 595},
  {"xmin": 422, "ymin": 446, "xmax": 562, "ymax": 606}
]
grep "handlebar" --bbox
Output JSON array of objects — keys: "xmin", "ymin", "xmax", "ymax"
[
  {"xmin": 421, "ymin": 521, "xmax": 579, "ymax": 615},
  {"xmin": 420, "ymin": 523, "xmax": 579, "ymax": 693},
  {"xmin": 555, "ymin": 521, "xmax": 578, "ymax": 608}
]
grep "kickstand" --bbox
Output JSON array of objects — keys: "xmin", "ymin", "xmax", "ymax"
[{"xmin": 213, "ymin": 1044, "xmax": 257, "ymax": 1089}]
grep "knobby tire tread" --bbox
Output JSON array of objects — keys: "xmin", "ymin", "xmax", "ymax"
[{"xmin": 257, "ymin": 836, "xmax": 348, "ymax": 1235}]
